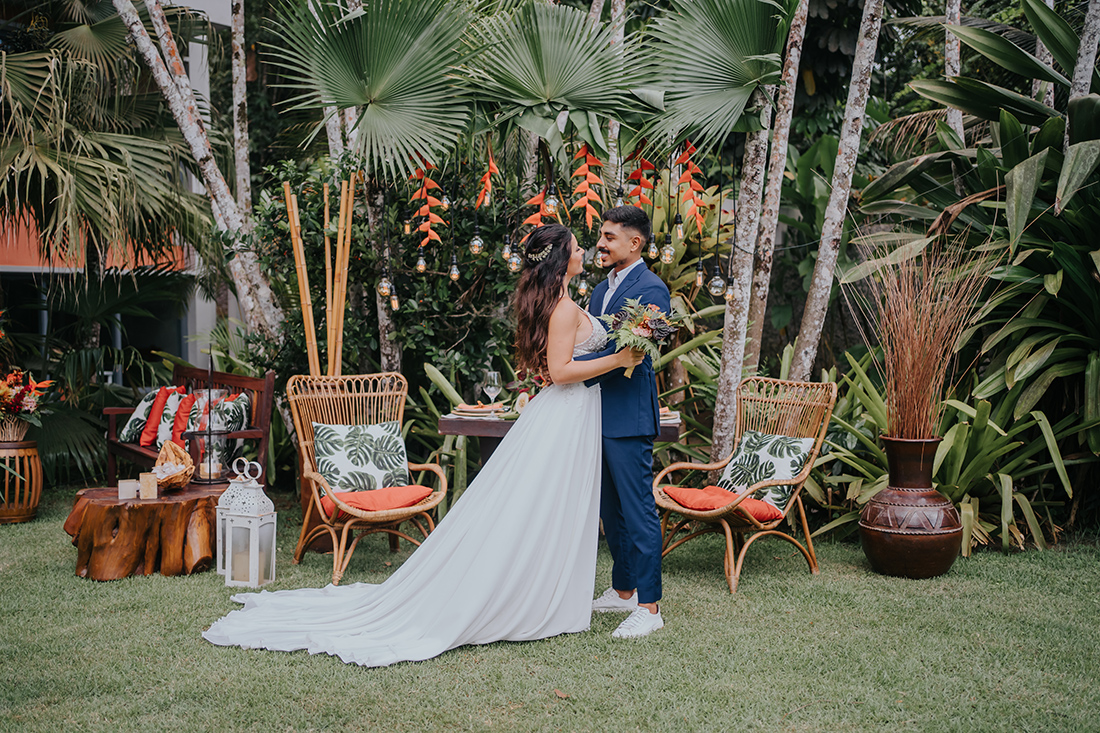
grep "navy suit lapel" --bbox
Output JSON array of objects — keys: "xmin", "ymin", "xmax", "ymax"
[
  {"xmin": 603, "ymin": 263, "xmax": 648, "ymax": 317},
  {"xmin": 589, "ymin": 280, "xmax": 609, "ymax": 316}
]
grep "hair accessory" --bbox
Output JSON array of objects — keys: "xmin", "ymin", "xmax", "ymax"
[{"xmin": 527, "ymin": 239, "xmax": 555, "ymax": 263}]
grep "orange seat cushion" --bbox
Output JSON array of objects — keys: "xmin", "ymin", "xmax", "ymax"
[
  {"xmin": 320, "ymin": 485, "xmax": 434, "ymax": 519},
  {"xmin": 664, "ymin": 485, "xmax": 783, "ymax": 522}
]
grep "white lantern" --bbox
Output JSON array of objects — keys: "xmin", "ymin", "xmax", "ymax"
[
  {"xmin": 219, "ymin": 458, "xmax": 277, "ymax": 588},
  {"xmin": 215, "ymin": 457, "xmax": 252, "ymax": 576}
]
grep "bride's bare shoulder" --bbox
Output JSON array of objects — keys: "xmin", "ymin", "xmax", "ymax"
[{"xmin": 548, "ymin": 297, "xmax": 583, "ymax": 329}]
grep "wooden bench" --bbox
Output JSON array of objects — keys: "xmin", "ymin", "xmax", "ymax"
[{"xmin": 105, "ymin": 366, "xmax": 276, "ymax": 487}]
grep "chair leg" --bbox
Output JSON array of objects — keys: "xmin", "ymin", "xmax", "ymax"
[
  {"xmin": 293, "ymin": 502, "xmax": 322, "ymax": 564},
  {"xmin": 388, "ymin": 532, "xmax": 401, "ymax": 553},
  {"xmin": 107, "ymin": 449, "xmax": 117, "ymax": 488},
  {"xmin": 795, "ymin": 497, "xmax": 820, "ymax": 574},
  {"xmin": 333, "ymin": 522, "xmax": 358, "ymax": 586},
  {"xmin": 719, "ymin": 519, "xmax": 739, "ymax": 594}
]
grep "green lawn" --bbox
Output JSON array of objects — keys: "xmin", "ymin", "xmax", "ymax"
[{"xmin": 2, "ymin": 485, "xmax": 1098, "ymax": 732}]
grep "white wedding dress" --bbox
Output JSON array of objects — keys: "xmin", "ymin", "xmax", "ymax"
[{"xmin": 203, "ymin": 308, "xmax": 608, "ymax": 667}]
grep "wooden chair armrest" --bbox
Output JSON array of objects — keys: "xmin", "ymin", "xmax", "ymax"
[
  {"xmin": 653, "ymin": 457, "xmax": 731, "ymax": 488},
  {"xmin": 227, "ymin": 428, "xmax": 263, "ymax": 440},
  {"xmin": 408, "ymin": 461, "xmax": 449, "ymax": 494},
  {"xmin": 103, "ymin": 407, "xmax": 136, "ymax": 415},
  {"xmin": 301, "ymin": 469, "xmax": 337, "ymax": 521}
]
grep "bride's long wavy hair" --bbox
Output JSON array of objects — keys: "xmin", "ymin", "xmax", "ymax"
[{"xmin": 513, "ymin": 224, "xmax": 573, "ymax": 375}]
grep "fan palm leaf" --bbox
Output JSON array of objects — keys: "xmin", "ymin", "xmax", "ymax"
[
  {"xmin": 467, "ymin": 1, "xmax": 643, "ymax": 161},
  {"xmin": 266, "ymin": 0, "xmax": 473, "ymax": 179},
  {"xmin": 643, "ymin": 0, "xmax": 796, "ymax": 153}
]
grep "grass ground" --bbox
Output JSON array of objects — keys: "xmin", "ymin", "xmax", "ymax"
[{"xmin": 2, "ymin": 485, "xmax": 1099, "ymax": 732}]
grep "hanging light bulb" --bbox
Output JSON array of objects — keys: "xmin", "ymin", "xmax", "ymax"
[
  {"xmin": 501, "ymin": 234, "xmax": 512, "ymax": 260},
  {"xmin": 615, "ymin": 187, "xmax": 624, "ymax": 207},
  {"xmin": 646, "ymin": 233, "xmax": 659, "ymax": 260},
  {"xmin": 708, "ymin": 272, "xmax": 726, "ymax": 298},
  {"xmin": 468, "ymin": 228, "xmax": 484, "ymax": 255},
  {"xmin": 440, "ymin": 193, "xmax": 452, "ymax": 211},
  {"xmin": 415, "ymin": 246, "xmax": 427, "ymax": 273},
  {"xmin": 695, "ymin": 260, "xmax": 705, "ymax": 288},
  {"xmin": 660, "ymin": 242, "xmax": 675, "ymax": 265},
  {"xmin": 390, "ymin": 293, "xmax": 400, "ymax": 310},
  {"xmin": 403, "ymin": 219, "xmax": 411, "ymax": 236},
  {"xmin": 508, "ymin": 252, "xmax": 522, "ymax": 273},
  {"xmin": 376, "ymin": 274, "xmax": 393, "ymax": 297},
  {"xmin": 449, "ymin": 252, "xmax": 461, "ymax": 281},
  {"xmin": 724, "ymin": 282, "xmax": 737, "ymax": 302},
  {"xmin": 577, "ymin": 278, "xmax": 589, "ymax": 297},
  {"xmin": 543, "ymin": 182, "xmax": 559, "ymax": 217},
  {"xmin": 674, "ymin": 213, "xmax": 684, "ymax": 241}
]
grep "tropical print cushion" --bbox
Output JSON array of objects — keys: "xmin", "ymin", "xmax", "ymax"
[
  {"xmin": 208, "ymin": 392, "xmax": 251, "ymax": 464},
  {"xmin": 139, "ymin": 386, "xmax": 184, "ymax": 447},
  {"xmin": 154, "ymin": 390, "xmax": 186, "ymax": 448},
  {"xmin": 715, "ymin": 430, "xmax": 815, "ymax": 511},
  {"xmin": 118, "ymin": 389, "xmax": 163, "ymax": 443},
  {"xmin": 312, "ymin": 421, "xmax": 410, "ymax": 494}
]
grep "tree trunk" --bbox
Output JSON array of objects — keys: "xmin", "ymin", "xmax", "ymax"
[
  {"xmin": 520, "ymin": 129, "xmax": 540, "ymax": 196},
  {"xmin": 1032, "ymin": 0, "xmax": 1056, "ymax": 108},
  {"xmin": 1068, "ymin": 0, "xmax": 1100, "ymax": 149},
  {"xmin": 944, "ymin": 0, "xmax": 965, "ymax": 142},
  {"xmin": 601, "ymin": 0, "xmax": 626, "ymax": 194},
  {"xmin": 787, "ymin": 0, "xmax": 886, "ymax": 382},
  {"xmin": 711, "ymin": 89, "xmax": 773, "ymax": 461},
  {"xmin": 117, "ymin": 0, "xmax": 282, "ymax": 341},
  {"xmin": 745, "ymin": 0, "xmax": 810, "ymax": 372},
  {"xmin": 364, "ymin": 179, "xmax": 402, "ymax": 373},
  {"xmin": 587, "ymin": 0, "xmax": 606, "ymax": 23},
  {"xmin": 307, "ymin": 0, "xmax": 346, "ymax": 158},
  {"xmin": 231, "ymin": 0, "xmax": 252, "ymax": 231}
]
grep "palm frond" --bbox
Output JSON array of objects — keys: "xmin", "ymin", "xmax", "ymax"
[
  {"xmin": 642, "ymin": 0, "xmax": 796, "ymax": 155},
  {"xmin": 265, "ymin": 0, "xmax": 473, "ymax": 179}
]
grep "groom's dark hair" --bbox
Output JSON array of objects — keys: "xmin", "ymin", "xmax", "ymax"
[{"xmin": 603, "ymin": 205, "xmax": 651, "ymax": 244}]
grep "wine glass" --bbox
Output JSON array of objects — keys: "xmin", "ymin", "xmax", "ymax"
[{"xmin": 483, "ymin": 371, "xmax": 502, "ymax": 405}]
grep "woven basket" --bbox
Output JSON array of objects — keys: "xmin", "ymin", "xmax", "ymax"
[
  {"xmin": 0, "ymin": 416, "xmax": 28, "ymax": 442},
  {"xmin": 156, "ymin": 440, "xmax": 194, "ymax": 492}
]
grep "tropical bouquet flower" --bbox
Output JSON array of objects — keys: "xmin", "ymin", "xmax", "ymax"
[
  {"xmin": 600, "ymin": 298, "xmax": 680, "ymax": 378},
  {"xmin": 0, "ymin": 368, "xmax": 53, "ymax": 440}
]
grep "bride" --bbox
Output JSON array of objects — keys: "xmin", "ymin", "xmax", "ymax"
[{"xmin": 203, "ymin": 224, "xmax": 642, "ymax": 667}]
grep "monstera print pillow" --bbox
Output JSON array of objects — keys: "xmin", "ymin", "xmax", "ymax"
[
  {"xmin": 118, "ymin": 389, "xmax": 162, "ymax": 443},
  {"xmin": 311, "ymin": 421, "xmax": 410, "ymax": 494},
  {"xmin": 715, "ymin": 430, "xmax": 815, "ymax": 511}
]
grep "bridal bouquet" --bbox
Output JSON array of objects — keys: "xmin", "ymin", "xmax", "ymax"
[{"xmin": 601, "ymin": 299, "xmax": 680, "ymax": 378}]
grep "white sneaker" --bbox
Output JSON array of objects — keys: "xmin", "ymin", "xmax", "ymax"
[
  {"xmin": 592, "ymin": 587, "xmax": 639, "ymax": 613},
  {"xmin": 612, "ymin": 606, "xmax": 664, "ymax": 639}
]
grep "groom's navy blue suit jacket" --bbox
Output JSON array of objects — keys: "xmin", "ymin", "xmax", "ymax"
[{"xmin": 576, "ymin": 263, "xmax": 671, "ymax": 439}]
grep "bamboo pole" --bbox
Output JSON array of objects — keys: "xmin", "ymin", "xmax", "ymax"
[
  {"xmin": 283, "ymin": 183, "xmax": 321, "ymax": 376},
  {"xmin": 329, "ymin": 180, "xmax": 350, "ymax": 376},
  {"xmin": 323, "ymin": 182, "xmax": 333, "ymax": 370},
  {"xmin": 332, "ymin": 176, "xmax": 356, "ymax": 377}
]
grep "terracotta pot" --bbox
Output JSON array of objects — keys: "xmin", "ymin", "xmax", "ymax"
[
  {"xmin": 0, "ymin": 440, "xmax": 43, "ymax": 524},
  {"xmin": 859, "ymin": 436, "xmax": 961, "ymax": 579}
]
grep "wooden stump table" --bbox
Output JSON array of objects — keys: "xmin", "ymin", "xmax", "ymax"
[{"xmin": 63, "ymin": 484, "xmax": 226, "ymax": 581}]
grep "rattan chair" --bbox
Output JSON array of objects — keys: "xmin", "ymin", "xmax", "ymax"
[
  {"xmin": 653, "ymin": 377, "xmax": 837, "ymax": 593},
  {"xmin": 288, "ymin": 373, "xmax": 448, "ymax": 585}
]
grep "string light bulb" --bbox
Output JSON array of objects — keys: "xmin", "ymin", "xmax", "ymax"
[
  {"xmin": 469, "ymin": 227, "xmax": 484, "ymax": 255},
  {"xmin": 646, "ymin": 232, "xmax": 659, "ymax": 260},
  {"xmin": 674, "ymin": 213, "xmax": 684, "ymax": 241},
  {"xmin": 615, "ymin": 187, "xmax": 624, "ymax": 207},
  {"xmin": 415, "ymin": 246, "xmax": 427, "ymax": 273},
  {"xmin": 440, "ymin": 193, "xmax": 452, "ymax": 211},
  {"xmin": 390, "ymin": 293, "xmax": 399, "ymax": 310},
  {"xmin": 660, "ymin": 242, "xmax": 675, "ymax": 265},
  {"xmin": 508, "ymin": 252, "xmax": 522, "ymax": 273},
  {"xmin": 449, "ymin": 252, "xmax": 460, "ymax": 281},
  {"xmin": 724, "ymin": 282, "xmax": 736, "ymax": 302},
  {"xmin": 577, "ymin": 278, "xmax": 589, "ymax": 297},
  {"xmin": 543, "ymin": 182, "xmax": 559, "ymax": 217},
  {"xmin": 695, "ymin": 259, "xmax": 705, "ymax": 288},
  {"xmin": 501, "ymin": 234, "xmax": 512, "ymax": 260},
  {"xmin": 376, "ymin": 274, "xmax": 392, "ymax": 297},
  {"xmin": 403, "ymin": 219, "xmax": 411, "ymax": 236},
  {"xmin": 708, "ymin": 273, "xmax": 725, "ymax": 298}
]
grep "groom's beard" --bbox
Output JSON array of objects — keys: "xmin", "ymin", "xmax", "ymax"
[{"xmin": 596, "ymin": 248, "xmax": 624, "ymax": 269}]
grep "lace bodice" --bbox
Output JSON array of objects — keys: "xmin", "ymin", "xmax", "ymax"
[{"xmin": 574, "ymin": 308, "xmax": 609, "ymax": 357}]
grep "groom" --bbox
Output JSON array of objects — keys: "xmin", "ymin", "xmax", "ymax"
[{"xmin": 577, "ymin": 205, "xmax": 670, "ymax": 639}]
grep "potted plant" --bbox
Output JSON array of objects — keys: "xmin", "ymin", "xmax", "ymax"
[
  {"xmin": 844, "ymin": 238, "xmax": 990, "ymax": 578},
  {"xmin": 0, "ymin": 368, "xmax": 52, "ymax": 524}
]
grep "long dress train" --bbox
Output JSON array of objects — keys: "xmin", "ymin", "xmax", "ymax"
[{"xmin": 202, "ymin": 311, "xmax": 608, "ymax": 667}]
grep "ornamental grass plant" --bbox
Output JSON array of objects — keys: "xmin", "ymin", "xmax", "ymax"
[{"xmin": 843, "ymin": 236, "xmax": 993, "ymax": 439}]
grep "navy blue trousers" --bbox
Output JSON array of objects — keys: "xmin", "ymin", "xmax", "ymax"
[{"xmin": 600, "ymin": 435, "xmax": 662, "ymax": 604}]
